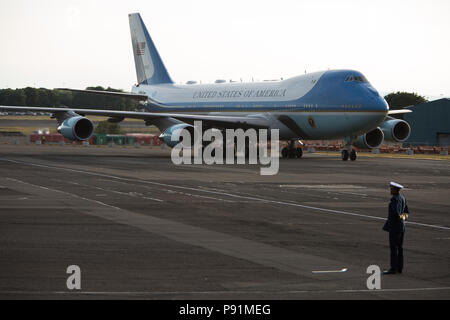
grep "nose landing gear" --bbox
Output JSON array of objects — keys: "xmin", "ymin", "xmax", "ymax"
[
  {"xmin": 341, "ymin": 149, "xmax": 357, "ymax": 161},
  {"xmin": 341, "ymin": 137, "xmax": 357, "ymax": 161},
  {"xmin": 341, "ymin": 149, "xmax": 349, "ymax": 161},
  {"xmin": 350, "ymin": 149, "xmax": 357, "ymax": 161}
]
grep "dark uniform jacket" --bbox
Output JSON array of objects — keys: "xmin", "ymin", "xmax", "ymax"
[{"xmin": 383, "ymin": 194, "xmax": 409, "ymax": 233}]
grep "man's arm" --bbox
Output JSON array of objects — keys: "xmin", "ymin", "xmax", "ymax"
[
  {"xmin": 401, "ymin": 202, "xmax": 409, "ymax": 221},
  {"xmin": 389, "ymin": 197, "xmax": 401, "ymax": 221},
  {"xmin": 404, "ymin": 203, "xmax": 409, "ymax": 214}
]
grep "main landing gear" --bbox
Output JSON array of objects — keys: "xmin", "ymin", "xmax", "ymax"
[
  {"xmin": 281, "ymin": 140, "xmax": 303, "ymax": 159},
  {"xmin": 341, "ymin": 149, "xmax": 357, "ymax": 161},
  {"xmin": 341, "ymin": 138, "xmax": 357, "ymax": 161}
]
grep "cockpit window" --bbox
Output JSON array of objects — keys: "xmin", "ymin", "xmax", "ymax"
[{"xmin": 345, "ymin": 75, "xmax": 368, "ymax": 82}]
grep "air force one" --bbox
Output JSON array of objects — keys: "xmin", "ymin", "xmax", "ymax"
[{"xmin": 1, "ymin": 13, "xmax": 411, "ymax": 161}]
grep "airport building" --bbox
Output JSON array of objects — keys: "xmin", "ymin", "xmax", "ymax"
[{"xmin": 404, "ymin": 98, "xmax": 450, "ymax": 146}]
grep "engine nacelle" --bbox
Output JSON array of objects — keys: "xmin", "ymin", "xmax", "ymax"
[
  {"xmin": 353, "ymin": 127, "xmax": 384, "ymax": 149},
  {"xmin": 57, "ymin": 116, "xmax": 94, "ymax": 141},
  {"xmin": 159, "ymin": 124, "xmax": 195, "ymax": 148},
  {"xmin": 380, "ymin": 119, "xmax": 411, "ymax": 143}
]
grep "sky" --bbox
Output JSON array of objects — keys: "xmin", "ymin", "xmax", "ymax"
[{"xmin": 0, "ymin": 0, "xmax": 449, "ymax": 98}]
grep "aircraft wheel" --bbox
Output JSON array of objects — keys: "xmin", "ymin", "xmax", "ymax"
[
  {"xmin": 281, "ymin": 147, "xmax": 289, "ymax": 159},
  {"xmin": 296, "ymin": 148, "xmax": 303, "ymax": 158},
  {"xmin": 288, "ymin": 149, "xmax": 296, "ymax": 158},
  {"xmin": 350, "ymin": 150, "xmax": 357, "ymax": 161},
  {"xmin": 341, "ymin": 150, "xmax": 349, "ymax": 161}
]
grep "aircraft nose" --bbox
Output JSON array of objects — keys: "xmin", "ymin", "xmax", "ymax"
[
  {"xmin": 380, "ymin": 96, "xmax": 389, "ymax": 112},
  {"xmin": 372, "ymin": 95, "xmax": 389, "ymax": 112},
  {"xmin": 366, "ymin": 87, "xmax": 388, "ymax": 112},
  {"xmin": 375, "ymin": 92, "xmax": 390, "ymax": 112}
]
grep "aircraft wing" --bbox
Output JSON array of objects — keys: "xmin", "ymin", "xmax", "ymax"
[{"xmin": 0, "ymin": 106, "xmax": 269, "ymax": 130}]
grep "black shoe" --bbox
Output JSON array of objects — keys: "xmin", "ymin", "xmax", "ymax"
[
  {"xmin": 383, "ymin": 269, "xmax": 397, "ymax": 275},
  {"xmin": 398, "ymin": 269, "xmax": 402, "ymax": 274}
]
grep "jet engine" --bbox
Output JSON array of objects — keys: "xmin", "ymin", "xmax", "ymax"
[
  {"xmin": 380, "ymin": 119, "xmax": 411, "ymax": 143},
  {"xmin": 159, "ymin": 124, "xmax": 196, "ymax": 148},
  {"xmin": 353, "ymin": 127, "xmax": 384, "ymax": 149},
  {"xmin": 57, "ymin": 116, "xmax": 94, "ymax": 141}
]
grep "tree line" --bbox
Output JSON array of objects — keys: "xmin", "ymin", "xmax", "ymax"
[
  {"xmin": 383, "ymin": 92, "xmax": 427, "ymax": 109},
  {"xmin": 0, "ymin": 86, "xmax": 140, "ymax": 111}
]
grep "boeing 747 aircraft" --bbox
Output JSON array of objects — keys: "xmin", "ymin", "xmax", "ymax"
[{"xmin": 1, "ymin": 13, "xmax": 411, "ymax": 161}]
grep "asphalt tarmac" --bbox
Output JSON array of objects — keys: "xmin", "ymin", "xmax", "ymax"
[{"xmin": 0, "ymin": 144, "xmax": 449, "ymax": 299}]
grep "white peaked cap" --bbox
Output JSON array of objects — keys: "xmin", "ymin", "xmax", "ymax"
[{"xmin": 390, "ymin": 182, "xmax": 404, "ymax": 189}]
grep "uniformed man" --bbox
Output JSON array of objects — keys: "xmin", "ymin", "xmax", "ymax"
[{"xmin": 383, "ymin": 182, "xmax": 409, "ymax": 275}]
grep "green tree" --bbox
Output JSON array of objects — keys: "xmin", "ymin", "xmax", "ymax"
[
  {"xmin": 70, "ymin": 86, "xmax": 140, "ymax": 111},
  {"xmin": 0, "ymin": 89, "xmax": 26, "ymax": 106},
  {"xmin": 384, "ymin": 92, "xmax": 427, "ymax": 110},
  {"xmin": 0, "ymin": 86, "xmax": 141, "ymax": 111},
  {"xmin": 24, "ymin": 87, "xmax": 39, "ymax": 106}
]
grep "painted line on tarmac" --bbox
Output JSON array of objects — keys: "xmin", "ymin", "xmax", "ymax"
[
  {"xmin": 3, "ymin": 175, "xmax": 353, "ymax": 279},
  {"xmin": 96, "ymin": 178, "xmax": 236, "ymax": 202},
  {"xmin": 5, "ymin": 177, "xmax": 122, "ymax": 211},
  {"xmin": 59, "ymin": 179, "xmax": 164, "ymax": 202},
  {"xmin": 3, "ymin": 158, "xmax": 450, "ymax": 231},
  {"xmin": 312, "ymin": 268, "xmax": 348, "ymax": 274},
  {"xmin": 1, "ymin": 286, "xmax": 449, "ymax": 296}
]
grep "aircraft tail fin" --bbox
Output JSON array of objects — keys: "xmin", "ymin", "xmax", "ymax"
[{"xmin": 129, "ymin": 13, "xmax": 173, "ymax": 85}]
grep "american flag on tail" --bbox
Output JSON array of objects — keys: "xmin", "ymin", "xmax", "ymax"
[{"xmin": 136, "ymin": 42, "xmax": 146, "ymax": 56}]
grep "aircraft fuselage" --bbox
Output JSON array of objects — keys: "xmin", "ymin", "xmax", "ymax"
[{"xmin": 132, "ymin": 69, "xmax": 388, "ymax": 140}]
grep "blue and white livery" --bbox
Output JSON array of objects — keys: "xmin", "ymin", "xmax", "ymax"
[{"xmin": 1, "ymin": 12, "xmax": 412, "ymax": 161}]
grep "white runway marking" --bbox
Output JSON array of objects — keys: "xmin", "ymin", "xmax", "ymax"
[
  {"xmin": 99, "ymin": 178, "xmax": 234, "ymax": 202},
  {"xmin": 4, "ymin": 175, "xmax": 353, "ymax": 279},
  {"xmin": 312, "ymin": 268, "xmax": 348, "ymax": 274},
  {"xmin": 50, "ymin": 178, "xmax": 164, "ymax": 202},
  {"xmin": 160, "ymin": 188, "xmax": 236, "ymax": 202},
  {"xmin": 2, "ymin": 158, "xmax": 450, "ymax": 231},
  {"xmin": 5, "ymin": 177, "xmax": 122, "ymax": 211},
  {"xmin": 1, "ymin": 286, "xmax": 449, "ymax": 296}
]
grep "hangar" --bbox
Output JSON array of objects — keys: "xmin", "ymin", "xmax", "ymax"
[{"xmin": 404, "ymin": 98, "xmax": 450, "ymax": 146}]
